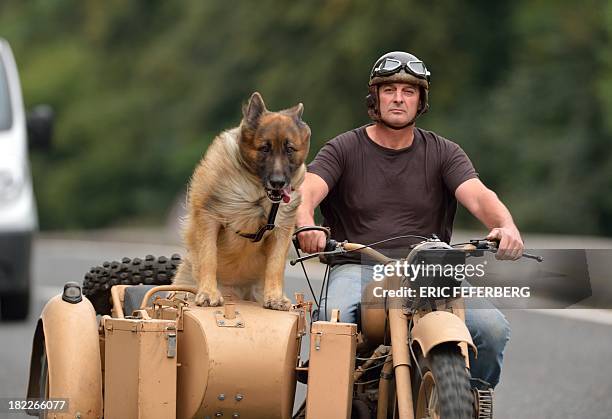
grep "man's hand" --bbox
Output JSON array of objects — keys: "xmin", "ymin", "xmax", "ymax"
[
  {"xmin": 456, "ymin": 179, "xmax": 524, "ymax": 261},
  {"xmin": 295, "ymin": 173, "xmax": 330, "ymax": 254},
  {"xmin": 486, "ymin": 227, "xmax": 524, "ymax": 260},
  {"xmin": 296, "ymin": 229, "xmax": 327, "ymax": 254}
]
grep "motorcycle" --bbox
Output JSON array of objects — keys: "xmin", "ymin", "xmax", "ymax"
[
  {"xmin": 23, "ymin": 234, "xmax": 540, "ymax": 418},
  {"xmin": 290, "ymin": 231, "xmax": 542, "ymax": 419}
]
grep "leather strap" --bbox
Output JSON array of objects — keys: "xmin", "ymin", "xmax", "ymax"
[{"xmin": 236, "ymin": 202, "xmax": 280, "ymax": 243}]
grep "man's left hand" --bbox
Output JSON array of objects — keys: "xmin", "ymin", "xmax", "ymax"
[{"xmin": 486, "ymin": 227, "xmax": 524, "ymax": 260}]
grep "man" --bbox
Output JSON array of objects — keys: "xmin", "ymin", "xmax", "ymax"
[{"xmin": 296, "ymin": 51, "xmax": 523, "ymax": 390}]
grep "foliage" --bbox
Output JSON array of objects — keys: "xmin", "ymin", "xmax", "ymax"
[{"xmin": 1, "ymin": 0, "xmax": 611, "ymax": 235}]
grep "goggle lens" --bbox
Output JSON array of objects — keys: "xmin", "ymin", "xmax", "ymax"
[
  {"xmin": 380, "ymin": 58, "xmax": 402, "ymax": 72},
  {"xmin": 407, "ymin": 61, "xmax": 427, "ymax": 75},
  {"xmin": 374, "ymin": 58, "xmax": 429, "ymax": 79}
]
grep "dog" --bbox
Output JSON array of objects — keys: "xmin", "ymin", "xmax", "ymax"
[{"xmin": 172, "ymin": 92, "xmax": 311, "ymax": 311}]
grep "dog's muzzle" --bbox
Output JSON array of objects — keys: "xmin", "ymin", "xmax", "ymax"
[{"xmin": 266, "ymin": 186, "xmax": 292, "ymax": 203}]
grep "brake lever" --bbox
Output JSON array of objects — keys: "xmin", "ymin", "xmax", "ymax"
[
  {"xmin": 289, "ymin": 253, "xmax": 318, "ymax": 265},
  {"xmin": 289, "ymin": 249, "xmax": 345, "ymax": 265},
  {"xmin": 521, "ymin": 252, "xmax": 544, "ymax": 262},
  {"xmin": 469, "ymin": 239, "xmax": 543, "ymax": 262},
  {"xmin": 289, "ymin": 239, "xmax": 342, "ymax": 266}
]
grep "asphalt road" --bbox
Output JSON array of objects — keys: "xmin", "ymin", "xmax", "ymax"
[{"xmin": 1, "ymin": 233, "xmax": 611, "ymax": 418}]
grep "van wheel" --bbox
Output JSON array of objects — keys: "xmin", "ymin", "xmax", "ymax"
[
  {"xmin": 0, "ymin": 290, "xmax": 30, "ymax": 320},
  {"xmin": 82, "ymin": 254, "xmax": 181, "ymax": 315},
  {"xmin": 413, "ymin": 343, "xmax": 473, "ymax": 419}
]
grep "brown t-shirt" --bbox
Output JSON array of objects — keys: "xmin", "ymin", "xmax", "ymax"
[{"xmin": 307, "ymin": 125, "xmax": 478, "ymax": 265}]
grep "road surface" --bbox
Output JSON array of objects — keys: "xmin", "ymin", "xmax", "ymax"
[{"xmin": 1, "ymin": 232, "xmax": 611, "ymax": 418}]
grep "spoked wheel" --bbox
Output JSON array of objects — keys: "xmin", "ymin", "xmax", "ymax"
[
  {"xmin": 414, "ymin": 343, "xmax": 473, "ymax": 419},
  {"xmin": 418, "ymin": 372, "xmax": 440, "ymax": 419}
]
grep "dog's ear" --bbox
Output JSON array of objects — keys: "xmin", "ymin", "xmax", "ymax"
[
  {"xmin": 242, "ymin": 92, "xmax": 267, "ymax": 128},
  {"xmin": 286, "ymin": 103, "xmax": 304, "ymax": 120}
]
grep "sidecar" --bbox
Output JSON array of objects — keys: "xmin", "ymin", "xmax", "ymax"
[{"xmin": 25, "ymin": 263, "xmax": 358, "ymax": 419}]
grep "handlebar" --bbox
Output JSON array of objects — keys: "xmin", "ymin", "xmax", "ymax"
[{"xmin": 290, "ymin": 234, "xmax": 543, "ymax": 265}]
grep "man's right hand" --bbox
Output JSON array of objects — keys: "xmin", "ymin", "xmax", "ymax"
[
  {"xmin": 295, "ymin": 172, "xmax": 331, "ymax": 254},
  {"xmin": 296, "ymin": 229, "xmax": 327, "ymax": 254}
]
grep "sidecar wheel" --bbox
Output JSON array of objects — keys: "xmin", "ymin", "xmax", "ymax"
[
  {"xmin": 414, "ymin": 343, "xmax": 473, "ymax": 419},
  {"xmin": 37, "ymin": 343, "xmax": 49, "ymax": 418}
]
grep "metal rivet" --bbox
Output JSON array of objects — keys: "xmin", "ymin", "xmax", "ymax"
[
  {"xmin": 218, "ymin": 393, "xmax": 225, "ymax": 401},
  {"xmin": 235, "ymin": 393, "xmax": 244, "ymax": 401},
  {"xmin": 215, "ymin": 412, "xmax": 223, "ymax": 417},
  {"xmin": 232, "ymin": 413, "xmax": 240, "ymax": 418},
  {"xmin": 218, "ymin": 320, "xmax": 225, "ymax": 325}
]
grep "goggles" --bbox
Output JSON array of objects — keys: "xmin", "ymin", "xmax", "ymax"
[{"xmin": 372, "ymin": 58, "xmax": 430, "ymax": 81}]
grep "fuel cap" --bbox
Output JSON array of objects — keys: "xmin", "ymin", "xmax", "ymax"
[{"xmin": 62, "ymin": 281, "xmax": 83, "ymax": 303}]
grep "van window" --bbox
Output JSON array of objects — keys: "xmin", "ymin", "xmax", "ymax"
[{"xmin": 0, "ymin": 59, "xmax": 13, "ymax": 131}]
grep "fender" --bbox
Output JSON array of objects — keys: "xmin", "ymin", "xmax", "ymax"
[
  {"xmin": 411, "ymin": 310, "xmax": 477, "ymax": 363},
  {"xmin": 26, "ymin": 294, "xmax": 102, "ymax": 418}
]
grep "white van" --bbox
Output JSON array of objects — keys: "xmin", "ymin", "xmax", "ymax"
[{"xmin": 0, "ymin": 38, "xmax": 52, "ymax": 320}]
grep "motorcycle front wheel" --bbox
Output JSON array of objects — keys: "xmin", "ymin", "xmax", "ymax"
[{"xmin": 413, "ymin": 343, "xmax": 473, "ymax": 419}]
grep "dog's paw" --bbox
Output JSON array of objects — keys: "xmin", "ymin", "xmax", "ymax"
[
  {"xmin": 195, "ymin": 289, "xmax": 224, "ymax": 307},
  {"xmin": 263, "ymin": 295, "xmax": 292, "ymax": 311}
]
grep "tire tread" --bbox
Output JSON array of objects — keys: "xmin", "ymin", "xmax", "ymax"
[{"xmin": 82, "ymin": 254, "xmax": 181, "ymax": 314}]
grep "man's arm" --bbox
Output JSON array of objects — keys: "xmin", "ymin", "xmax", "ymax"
[
  {"xmin": 455, "ymin": 178, "xmax": 524, "ymax": 260},
  {"xmin": 296, "ymin": 172, "xmax": 330, "ymax": 253}
]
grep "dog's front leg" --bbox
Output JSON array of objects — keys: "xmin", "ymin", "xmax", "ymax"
[
  {"xmin": 192, "ymin": 219, "xmax": 224, "ymax": 307},
  {"xmin": 262, "ymin": 228, "xmax": 293, "ymax": 311}
]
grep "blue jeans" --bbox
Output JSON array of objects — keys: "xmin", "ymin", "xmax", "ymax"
[{"xmin": 320, "ymin": 264, "xmax": 511, "ymax": 389}]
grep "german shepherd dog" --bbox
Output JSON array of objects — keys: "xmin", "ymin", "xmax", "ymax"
[{"xmin": 173, "ymin": 92, "xmax": 310, "ymax": 310}]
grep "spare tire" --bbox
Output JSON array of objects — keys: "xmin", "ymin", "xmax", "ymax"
[{"xmin": 82, "ymin": 254, "xmax": 182, "ymax": 315}]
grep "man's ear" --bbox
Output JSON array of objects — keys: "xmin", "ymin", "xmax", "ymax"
[{"xmin": 242, "ymin": 92, "xmax": 267, "ymax": 129}]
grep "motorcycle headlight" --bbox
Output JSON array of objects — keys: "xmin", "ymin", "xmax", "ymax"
[{"xmin": 0, "ymin": 169, "xmax": 24, "ymax": 203}]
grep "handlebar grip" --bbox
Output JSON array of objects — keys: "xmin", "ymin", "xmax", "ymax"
[
  {"xmin": 324, "ymin": 239, "xmax": 338, "ymax": 252},
  {"xmin": 470, "ymin": 239, "xmax": 498, "ymax": 250},
  {"xmin": 293, "ymin": 226, "xmax": 331, "ymax": 252},
  {"xmin": 289, "ymin": 238, "xmax": 338, "ymax": 266}
]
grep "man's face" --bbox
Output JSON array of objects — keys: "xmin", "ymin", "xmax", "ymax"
[{"xmin": 377, "ymin": 82, "xmax": 420, "ymax": 127}]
